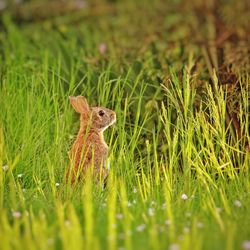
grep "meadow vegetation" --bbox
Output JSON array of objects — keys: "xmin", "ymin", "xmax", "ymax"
[{"xmin": 0, "ymin": 0, "xmax": 249, "ymax": 249}]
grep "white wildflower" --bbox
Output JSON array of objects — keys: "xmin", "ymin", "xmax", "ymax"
[
  {"xmin": 148, "ymin": 207, "xmax": 154, "ymax": 216},
  {"xmin": 216, "ymin": 207, "xmax": 222, "ymax": 213},
  {"xmin": 133, "ymin": 187, "xmax": 137, "ymax": 193},
  {"xmin": 181, "ymin": 194, "xmax": 188, "ymax": 200},
  {"xmin": 162, "ymin": 203, "xmax": 167, "ymax": 209},
  {"xmin": 64, "ymin": 220, "xmax": 71, "ymax": 227},
  {"xmin": 12, "ymin": 211, "xmax": 21, "ymax": 218},
  {"xmin": 169, "ymin": 243, "xmax": 179, "ymax": 250},
  {"xmin": 127, "ymin": 201, "xmax": 132, "ymax": 207},
  {"xmin": 136, "ymin": 224, "xmax": 146, "ymax": 232},
  {"xmin": 165, "ymin": 219, "xmax": 171, "ymax": 226},
  {"xmin": 18, "ymin": 174, "xmax": 23, "ymax": 178},
  {"xmin": 183, "ymin": 227, "xmax": 190, "ymax": 234},
  {"xmin": 197, "ymin": 222, "xmax": 204, "ymax": 228},
  {"xmin": 116, "ymin": 213, "xmax": 123, "ymax": 220},
  {"xmin": 2, "ymin": 165, "xmax": 8, "ymax": 171},
  {"xmin": 234, "ymin": 200, "xmax": 242, "ymax": 208},
  {"xmin": 151, "ymin": 201, "xmax": 156, "ymax": 206},
  {"xmin": 55, "ymin": 182, "xmax": 60, "ymax": 187}
]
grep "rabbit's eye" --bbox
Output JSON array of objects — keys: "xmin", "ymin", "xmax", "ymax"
[{"xmin": 98, "ymin": 110, "xmax": 105, "ymax": 117}]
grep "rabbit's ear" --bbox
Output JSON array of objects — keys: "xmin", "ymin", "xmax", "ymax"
[{"xmin": 69, "ymin": 96, "xmax": 90, "ymax": 114}]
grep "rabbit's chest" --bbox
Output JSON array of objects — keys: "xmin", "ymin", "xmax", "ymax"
[
  {"xmin": 93, "ymin": 142, "xmax": 108, "ymax": 157},
  {"xmin": 87, "ymin": 132, "xmax": 108, "ymax": 157}
]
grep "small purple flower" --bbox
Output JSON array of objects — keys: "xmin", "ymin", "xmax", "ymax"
[
  {"xmin": 0, "ymin": 1, "xmax": 6, "ymax": 11},
  {"xmin": 74, "ymin": 0, "xmax": 86, "ymax": 9},
  {"xmin": 242, "ymin": 241, "xmax": 250, "ymax": 250},
  {"xmin": 98, "ymin": 43, "xmax": 107, "ymax": 54}
]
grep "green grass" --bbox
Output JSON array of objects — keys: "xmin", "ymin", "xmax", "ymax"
[{"xmin": 0, "ymin": 1, "xmax": 250, "ymax": 250}]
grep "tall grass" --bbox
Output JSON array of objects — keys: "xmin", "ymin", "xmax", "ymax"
[{"xmin": 0, "ymin": 12, "xmax": 250, "ymax": 250}]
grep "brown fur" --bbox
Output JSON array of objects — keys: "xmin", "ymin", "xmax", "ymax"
[{"xmin": 66, "ymin": 96, "xmax": 116, "ymax": 184}]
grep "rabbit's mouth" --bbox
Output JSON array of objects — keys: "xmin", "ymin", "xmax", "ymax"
[
  {"xmin": 99, "ymin": 113, "xmax": 116, "ymax": 131},
  {"xmin": 109, "ymin": 113, "xmax": 116, "ymax": 125}
]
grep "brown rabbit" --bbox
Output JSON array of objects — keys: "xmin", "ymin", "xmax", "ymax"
[{"xmin": 66, "ymin": 96, "xmax": 116, "ymax": 184}]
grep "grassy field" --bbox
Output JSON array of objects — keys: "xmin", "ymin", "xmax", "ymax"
[{"xmin": 0, "ymin": 0, "xmax": 250, "ymax": 249}]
